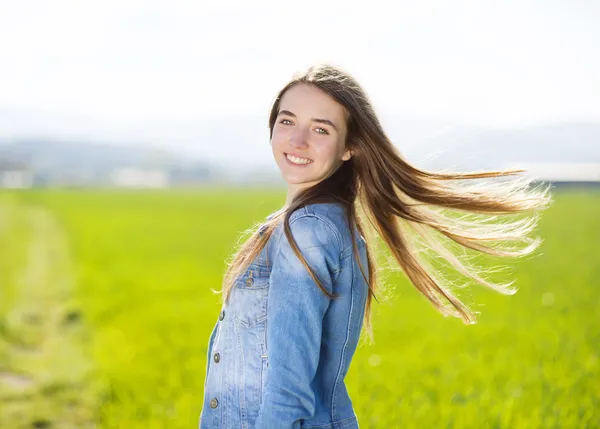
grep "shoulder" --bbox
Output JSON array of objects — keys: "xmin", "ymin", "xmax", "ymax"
[{"xmin": 277, "ymin": 203, "xmax": 347, "ymax": 255}]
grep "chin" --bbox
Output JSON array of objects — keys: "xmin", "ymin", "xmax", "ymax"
[
  {"xmin": 282, "ymin": 176, "xmax": 309, "ymax": 185},
  {"xmin": 279, "ymin": 170, "xmax": 309, "ymax": 182}
]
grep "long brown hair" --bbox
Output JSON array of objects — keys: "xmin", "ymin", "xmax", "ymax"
[{"xmin": 218, "ymin": 64, "xmax": 552, "ymax": 344}]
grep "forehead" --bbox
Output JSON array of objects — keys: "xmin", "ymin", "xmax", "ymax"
[{"xmin": 279, "ymin": 84, "xmax": 346, "ymax": 124}]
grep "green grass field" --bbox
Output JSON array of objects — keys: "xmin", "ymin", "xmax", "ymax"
[{"xmin": 0, "ymin": 188, "xmax": 598, "ymax": 428}]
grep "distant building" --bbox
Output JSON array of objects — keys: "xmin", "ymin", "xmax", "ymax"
[
  {"xmin": 0, "ymin": 159, "xmax": 33, "ymax": 189},
  {"xmin": 110, "ymin": 167, "xmax": 170, "ymax": 188},
  {"xmin": 47, "ymin": 169, "xmax": 99, "ymax": 188},
  {"xmin": 168, "ymin": 164, "xmax": 213, "ymax": 186},
  {"xmin": 504, "ymin": 162, "xmax": 600, "ymax": 183}
]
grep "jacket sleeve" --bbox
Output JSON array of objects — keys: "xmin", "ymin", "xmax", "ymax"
[{"xmin": 254, "ymin": 214, "xmax": 342, "ymax": 429}]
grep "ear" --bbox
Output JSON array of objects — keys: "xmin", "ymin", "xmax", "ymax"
[{"xmin": 341, "ymin": 148, "xmax": 353, "ymax": 162}]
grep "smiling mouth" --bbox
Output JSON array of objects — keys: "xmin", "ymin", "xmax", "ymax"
[{"xmin": 284, "ymin": 153, "xmax": 313, "ymax": 165}]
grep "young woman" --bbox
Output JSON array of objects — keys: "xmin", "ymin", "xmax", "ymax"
[{"xmin": 199, "ymin": 64, "xmax": 551, "ymax": 429}]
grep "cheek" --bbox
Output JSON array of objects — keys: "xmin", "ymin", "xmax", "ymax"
[
  {"xmin": 270, "ymin": 128, "xmax": 286, "ymax": 149},
  {"xmin": 316, "ymin": 140, "xmax": 343, "ymax": 164}
]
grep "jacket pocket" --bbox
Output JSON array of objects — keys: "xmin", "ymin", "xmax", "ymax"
[{"xmin": 232, "ymin": 262, "xmax": 271, "ymax": 328}]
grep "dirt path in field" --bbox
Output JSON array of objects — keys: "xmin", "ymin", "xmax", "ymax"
[{"xmin": 0, "ymin": 204, "xmax": 100, "ymax": 429}]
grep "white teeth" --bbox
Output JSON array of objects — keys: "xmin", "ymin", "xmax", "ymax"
[{"xmin": 286, "ymin": 154, "xmax": 313, "ymax": 165}]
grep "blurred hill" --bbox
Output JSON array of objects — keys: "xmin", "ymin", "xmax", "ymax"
[
  {"xmin": 405, "ymin": 122, "xmax": 600, "ymax": 170},
  {"xmin": 0, "ymin": 139, "xmax": 173, "ymax": 171},
  {"xmin": 0, "ymin": 119, "xmax": 598, "ymax": 187},
  {"xmin": 0, "ymin": 139, "xmax": 216, "ymax": 187}
]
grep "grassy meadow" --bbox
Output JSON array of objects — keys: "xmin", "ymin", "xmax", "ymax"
[{"xmin": 0, "ymin": 187, "xmax": 598, "ymax": 428}]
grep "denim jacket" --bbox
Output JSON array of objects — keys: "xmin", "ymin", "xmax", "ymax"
[{"xmin": 199, "ymin": 202, "xmax": 369, "ymax": 429}]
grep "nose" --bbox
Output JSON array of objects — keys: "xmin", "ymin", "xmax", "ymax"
[{"xmin": 289, "ymin": 127, "xmax": 309, "ymax": 149}]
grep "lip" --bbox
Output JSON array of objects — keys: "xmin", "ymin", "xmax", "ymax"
[{"xmin": 284, "ymin": 152, "xmax": 313, "ymax": 167}]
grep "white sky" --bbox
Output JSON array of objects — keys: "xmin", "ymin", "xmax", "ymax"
[{"xmin": 0, "ymin": 0, "xmax": 599, "ymax": 152}]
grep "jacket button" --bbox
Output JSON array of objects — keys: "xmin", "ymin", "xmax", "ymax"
[
  {"xmin": 219, "ymin": 310, "xmax": 225, "ymax": 321},
  {"xmin": 246, "ymin": 276, "xmax": 254, "ymax": 286},
  {"xmin": 213, "ymin": 352, "xmax": 220, "ymax": 363},
  {"xmin": 209, "ymin": 397, "xmax": 218, "ymax": 408}
]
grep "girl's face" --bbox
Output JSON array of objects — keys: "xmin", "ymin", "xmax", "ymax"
[{"xmin": 271, "ymin": 83, "xmax": 352, "ymax": 204}]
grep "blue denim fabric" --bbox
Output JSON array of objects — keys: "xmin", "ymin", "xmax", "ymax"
[{"xmin": 200, "ymin": 202, "xmax": 369, "ymax": 429}]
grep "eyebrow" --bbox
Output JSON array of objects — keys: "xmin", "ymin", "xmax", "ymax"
[{"xmin": 278, "ymin": 110, "xmax": 338, "ymax": 132}]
